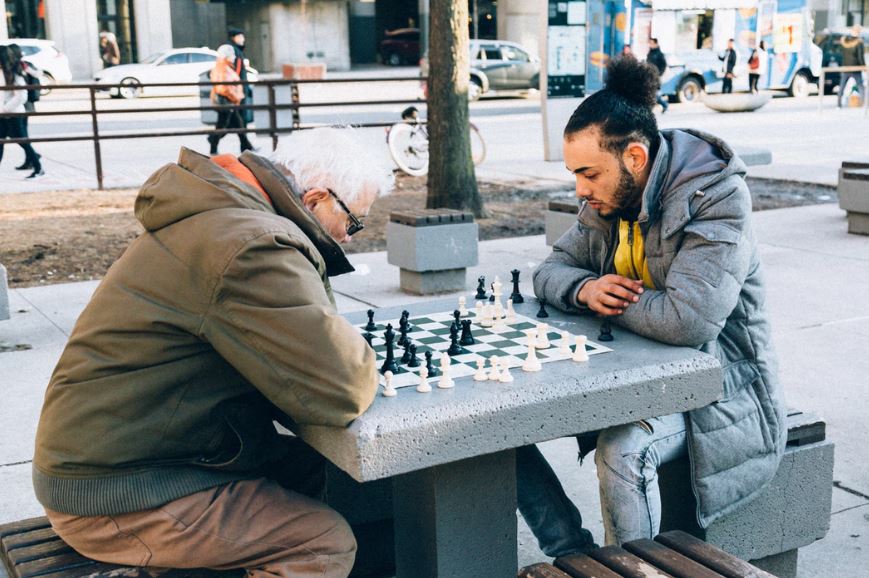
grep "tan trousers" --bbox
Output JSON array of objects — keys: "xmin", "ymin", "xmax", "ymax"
[{"xmin": 45, "ymin": 477, "xmax": 357, "ymax": 578}]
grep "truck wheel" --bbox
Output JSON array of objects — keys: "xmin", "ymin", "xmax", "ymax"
[
  {"xmin": 789, "ymin": 71, "xmax": 813, "ymax": 98},
  {"xmin": 677, "ymin": 77, "xmax": 704, "ymax": 103},
  {"xmin": 468, "ymin": 78, "xmax": 483, "ymax": 101}
]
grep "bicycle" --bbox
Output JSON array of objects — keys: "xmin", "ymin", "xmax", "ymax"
[{"xmin": 386, "ymin": 106, "xmax": 486, "ymax": 177}]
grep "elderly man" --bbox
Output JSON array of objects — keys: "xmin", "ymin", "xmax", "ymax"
[{"xmin": 33, "ymin": 127, "xmax": 393, "ymax": 578}]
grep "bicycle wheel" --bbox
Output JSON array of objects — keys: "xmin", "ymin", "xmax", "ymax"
[
  {"xmin": 470, "ymin": 124, "xmax": 486, "ymax": 166},
  {"xmin": 387, "ymin": 123, "xmax": 429, "ymax": 177}
]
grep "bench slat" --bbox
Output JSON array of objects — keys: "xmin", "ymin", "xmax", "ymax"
[
  {"xmin": 35, "ymin": 562, "xmax": 138, "ymax": 578},
  {"xmin": 655, "ymin": 531, "xmax": 777, "ymax": 578},
  {"xmin": 0, "ymin": 519, "xmax": 52, "ymax": 541},
  {"xmin": 7, "ymin": 539, "xmax": 75, "ymax": 566},
  {"xmin": 3, "ymin": 528, "xmax": 61, "ymax": 555},
  {"xmin": 785, "ymin": 411, "xmax": 826, "ymax": 446},
  {"xmin": 554, "ymin": 553, "xmax": 623, "ymax": 578},
  {"xmin": 589, "ymin": 545, "xmax": 674, "ymax": 578},
  {"xmin": 517, "ymin": 562, "xmax": 574, "ymax": 578},
  {"xmin": 14, "ymin": 553, "xmax": 101, "ymax": 578},
  {"xmin": 622, "ymin": 538, "xmax": 726, "ymax": 578}
]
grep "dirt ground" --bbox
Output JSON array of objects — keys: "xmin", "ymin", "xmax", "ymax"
[{"xmin": 0, "ymin": 175, "xmax": 836, "ymax": 288}]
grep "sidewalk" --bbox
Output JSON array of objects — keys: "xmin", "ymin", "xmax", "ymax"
[{"xmin": 1, "ymin": 202, "xmax": 868, "ymax": 576}]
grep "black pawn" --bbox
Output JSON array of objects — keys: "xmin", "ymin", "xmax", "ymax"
[
  {"xmin": 459, "ymin": 319, "xmax": 475, "ymax": 346},
  {"xmin": 448, "ymin": 332, "xmax": 462, "ymax": 356},
  {"xmin": 401, "ymin": 339, "xmax": 413, "ymax": 364},
  {"xmin": 425, "ymin": 350, "xmax": 440, "ymax": 377},
  {"xmin": 398, "ymin": 317, "xmax": 409, "ymax": 347},
  {"xmin": 598, "ymin": 320, "xmax": 614, "ymax": 342},
  {"xmin": 489, "ymin": 283, "xmax": 495, "ymax": 302},
  {"xmin": 362, "ymin": 333, "xmax": 374, "ymax": 348},
  {"xmin": 401, "ymin": 310, "xmax": 413, "ymax": 331},
  {"xmin": 407, "ymin": 343, "xmax": 420, "ymax": 367},
  {"xmin": 380, "ymin": 324, "xmax": 399, "ymax": 375},
  {"xmin": 453, "ymin": 309, "xmax": 462, "ymax": 327},
  {"xmin": 536, "ymin": 298, "xmax": 549, "ymax": 318},
  {"xmin": 365, "ymin": 309, "xmax": 376, "ymax": 331},
  {"xmin": 510, "ymin": 269, "xmax": 524, "ymax": 304},
  {"xmin": 475, "ymin": 276, "xmax": 487, "ymax": 300}
]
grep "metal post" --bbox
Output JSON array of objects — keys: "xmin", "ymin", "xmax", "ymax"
[
  {"xmin": 818, "ymin": 69, "xmax": 825, "ymax": 114},
  {"xmin": 291, "ymin": 81, "xmax": 300, "ymax": 130},
  {"xmin": 268, "ymin": 83, "xmax": 278, "ymax": 150},
  {"xmin": 89, "ymin": 87, "xmax": 104, "ymax": 190}
]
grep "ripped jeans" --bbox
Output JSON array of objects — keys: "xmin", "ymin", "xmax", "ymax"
[{"xmin": 517, "ymin": 412, "xmax": 688, "ymax": 553}]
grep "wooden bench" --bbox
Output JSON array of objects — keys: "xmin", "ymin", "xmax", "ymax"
[{"xmin": 518, "ymin": 530, "xmax": 776, "ymax": 577}]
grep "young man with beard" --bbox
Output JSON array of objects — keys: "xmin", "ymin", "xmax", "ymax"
[{"xmin": 517, "ymin": 58, "xmax": 786, "ymax": 553}]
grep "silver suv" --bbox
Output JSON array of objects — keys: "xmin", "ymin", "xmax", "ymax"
[{"xmin": 421, "ymin": 39, "xmax": 540, "ymax": 100}]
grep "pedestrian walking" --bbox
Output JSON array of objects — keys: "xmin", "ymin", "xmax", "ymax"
[
  {"xmin": 747, "ymin": 41, "xmax": 767, "ymax": 94},
  {"xmin": 0, "ymin": 46, "xmax": 43, "ymax": 178},
  {"xmin": 838, "ymin": 26, "xmax": 865, "ymax": 108},
  {"xmin": 646, "ymin": 38, "xmax": 668, "ymax": 112},
  {"xmin": 719, "ymin": 38, "xmax": 738, "ymax": 94},
  {"xmin": 620, "ymin": 44, "xmax": 634, "ymax": 60},
  {"xmin": 207, "ymin": 44, "xmax": 253, "ymax": 155},
  {"xmin": 228, "ymin": 27, "xmax": 254, "ymax": 127},
  {"xmin": 99, "ymin": 31, "xmax": 120, "ymax": 68},
  {"xmin": 6, "ymin": 43, "xmax": 42, "ymax": 171}
]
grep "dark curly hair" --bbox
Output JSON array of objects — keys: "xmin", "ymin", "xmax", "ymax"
[{"xmin": 564, "ymin": 56, "xmax": 661, "ymax": 156}]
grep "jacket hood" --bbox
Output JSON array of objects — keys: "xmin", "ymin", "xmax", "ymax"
[
  {"xmin": 135, "ymin": 147, "xmax": 354, "ymax": 277},
  {"xmin": 580, "ymin": 128, "xmax": 746, "ymax": 235}
]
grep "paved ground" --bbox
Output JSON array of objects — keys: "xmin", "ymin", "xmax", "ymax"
[{"xmin": 1, "ymin": 202, "xmax": 868, "ymax": 576}]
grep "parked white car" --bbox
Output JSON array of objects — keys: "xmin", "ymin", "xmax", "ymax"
[
  {"xmin": 0, "ymin": 38, "xmax": 73, "ymax": 88},
  {"xmin": 94, "ymin": 47, "xmax": 258, "ymax": 99}
]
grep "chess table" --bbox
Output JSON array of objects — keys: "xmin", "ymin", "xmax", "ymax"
[{"xmin": 295, "ymin": 296, "xmax": 723, "ymax": 578}]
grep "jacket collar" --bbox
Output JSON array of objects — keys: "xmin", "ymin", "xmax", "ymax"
[{"xmin": 239, "ymin": 152, "xmax": 355, "ymax": 277}]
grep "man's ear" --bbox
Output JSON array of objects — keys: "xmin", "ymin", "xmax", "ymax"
[
  {"xmin": 623, "ymin": 142, "xmax": 650, "ymax": 176},
  {"xmin": 302, "ymin": 188, "xmax": 329, "ymax": 211}
]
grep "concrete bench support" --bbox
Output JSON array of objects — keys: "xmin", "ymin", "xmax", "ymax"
[
  {"xmin": 545, "ymin": 200, "xmax": 578, "ymax": 246},
  {"xmin": 386, "ymin": 209, "xmax": 478, "ymax": 294},
  {"xmin": 0, "ymin": 264, "xmax": 9, "ymax": 321},
  {"xmin": 658, "ymin": 410, "xmax": 834, "ymax": 578},
  {"xmin": 838, "ymin": 162, "xmax": 869, "ymax": 235}
]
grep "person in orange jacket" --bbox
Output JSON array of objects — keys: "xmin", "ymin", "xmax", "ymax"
[{"xmin": 208, "ymin": 44, "xmax": 253, "ymax": 154}]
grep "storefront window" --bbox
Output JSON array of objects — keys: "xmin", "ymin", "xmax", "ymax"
[
  {"xmin": 6, "ymin": 0, "xmax": 46, "ymax": 39},
  {"xmin": 97, "ymin": 0, "xmax": 138, "ymax": 64}
]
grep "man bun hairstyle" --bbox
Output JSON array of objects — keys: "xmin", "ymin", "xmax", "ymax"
[{"xmin": 564, "ymin": 56, "xmax": 661, "ymax": 156}]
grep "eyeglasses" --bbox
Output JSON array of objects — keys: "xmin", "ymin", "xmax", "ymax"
[{"xmin": 327, "ymin": 188, "xmax": 364, "ymax": 236}]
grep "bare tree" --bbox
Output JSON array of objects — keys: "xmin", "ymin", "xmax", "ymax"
[{"xmin": 426, "ymin": 0, "xmax": 485, "ymax": 217}]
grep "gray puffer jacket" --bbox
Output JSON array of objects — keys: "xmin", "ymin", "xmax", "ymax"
[{"xmin": 534, "ymin": 129, "xmax": 787, "ymax": 528}]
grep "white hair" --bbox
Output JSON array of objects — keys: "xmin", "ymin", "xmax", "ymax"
[
  {"xmin": 270, "ymin": 127, "xmax": 394, "ymax": 203},
  {"xmin": 216, "ymin": 44, "xmax": 236, "ymax": 60}
]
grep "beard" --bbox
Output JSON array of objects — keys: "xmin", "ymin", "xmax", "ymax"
[{"xmin": 607, "ymin": 160, "xmax": 644, "ymax": 221}]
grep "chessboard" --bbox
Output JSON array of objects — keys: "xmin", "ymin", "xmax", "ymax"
[{"xmin": 355, "ymin": 310, "xmax": 612, "ymax": 389}]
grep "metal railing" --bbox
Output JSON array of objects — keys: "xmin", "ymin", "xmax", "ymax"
[
  {"xmin": 817, "ymin": 65, "xmax": 869, "ymax": 115},
  {"xmin": 0, "ymin": 76, "xmax": 436, "ymax": 189}
]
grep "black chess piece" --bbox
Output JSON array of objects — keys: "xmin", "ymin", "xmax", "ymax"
[
  {"xmin": 510, "ymin": 269, "xmax": 524, "ymax": 304},
  {"xmin": 365, "ymin": 309, "xmax": 376, "ymax": 331},
  {"xmin": 475, "ymin": 276, "xmax": 487, "ymax": 300},
  {"xmin": 401, "ymin": 339, "xmax": 413, "ymax": 364},
  {"xmin": 536, "ymin": 298, "xmax": 549, "ymax": 318},
  {"xmin": 459, "ymin": 319, "xmax": 475, "ymax": 346},
  {"xmin": 380, "ymin": 324, "xmax": 399, "ymax": 374},
  {"xmin": 424, "ymin": 350, "xmax": 440, "ymax": 377},
  {"xmin": 398, "ymin": 316, "xmax": 409, "ymax": 347},
  {"xmin": 401, "ymin": 310, "xmax": 413, "ymax": 331},
  {"xmin": 453, "ymin": 309, "xmax": 462, "ymax": 327},
  {"xmin": 447, "ymin": 331, "xmax": 462, "ymax": 356},
  {"xmin": 407, "ymin": 343, "xmax": 420, "ymax": 367},
  {"xmin": 362, "ymin": 333, "xmax": 374, "ymax": 348},
  {"xmin": 598, "ymin": 319, "xmax": 614, "ymax": 342},
  {"xmin": 489, "ymin": 283, "xmax": 495, "ymax": 302}
]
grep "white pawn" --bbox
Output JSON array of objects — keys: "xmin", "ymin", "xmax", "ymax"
[
  {"xmin": 573, "ymin": 335, "xmax": 589, "ymax": 362},
  {"xmin": 505, "ymin": 298, "xmax": 517, "ymax": 323},
  {"xmin": 438, "ymin": 352, "xmax": 455, "ymax": 388},
  {"xmin": 499, "ymin": 362, "xmax": 514, "ymax": 383},
  {"xmin": 480, "ymin": 303, "xmax": 494, "ymax": 327},
  {"xmin": 417, "ymin": 366, "xmax": 432, "ymax": 393},
  {"xmin": 473, "ymin": 357, "xmax": 488, "ymax": 381},
  {"xmin": 382, "ymin": 370, "xmax": 397, "ymax": 397},
  {"xmin": 522, "ymin": 330, "xmax": 542, "ymax": 372},
  {"xmin": 492, "ymin": 306, "xmax": 508, "ymax": 331},
  {"xmin": 536, "ymin": 323, "xmax": 551, "ymax": 349},
  {"xmin": 458, "ymin": 296, "xmax": 468, "ymax": 317},
  {"xmin": 488, "ymin": 357, "xmax": 502, "ymax": 381},
  {"xmin": 475, "ymin": 300, "xmax": 484, "ymax": 319},
  {"xmin": 559, "ymin": 330, "xmax": 572, "ymax": 355}
]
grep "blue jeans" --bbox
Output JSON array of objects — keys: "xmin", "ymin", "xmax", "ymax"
[{"xmin": 517, "ymin": 413, "xmax": 688, "ymax": 552}]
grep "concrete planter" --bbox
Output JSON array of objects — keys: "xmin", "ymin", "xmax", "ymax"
[
  {"xmin": 703, "ymin": 92, "xmax": 771, "ymax": 112},
  {"xmin": 545, "ymin": 200, "xmax": 578, "ymax": 246},
  {"xmin": 838, "ymin": 167, "xmax": 869, "ymax": 235},
  {"xmin": 0, "ymin": 264, "xmax": 8, "ymax": 321}
]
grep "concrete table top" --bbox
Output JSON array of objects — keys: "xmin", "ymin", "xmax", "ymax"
[{"xmin": 298, "ymin": 296, "xmax": 723, "ymax": 483}]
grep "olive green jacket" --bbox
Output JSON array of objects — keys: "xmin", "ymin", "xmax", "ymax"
[{"xmin": 33, "ymin": 148, "xmax": 377, "ymax": 516}]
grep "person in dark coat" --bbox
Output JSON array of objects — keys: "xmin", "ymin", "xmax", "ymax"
[
  {"xmin": 646, "ymin": 38, "xmax": 668, "ymax": 112},
  {"xmin": 838, "ymin": 26, "xmax": 866, "ymax": 107},
  {"xmin": 226, "ymin": 26, "xmax": 255, "ymax": 148},
  {"xmin": 719, "ymin": 38, "xmax": 737, "ymax": 93}
]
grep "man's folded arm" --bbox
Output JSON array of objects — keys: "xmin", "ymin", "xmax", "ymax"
[{"xmin": 533, "ymin": 225, "xmax": 599, "ymax": 312}]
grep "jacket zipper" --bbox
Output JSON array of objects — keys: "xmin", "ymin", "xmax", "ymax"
[{"xmin": 627, "ymin": 220, "xmax": 639, "ymax": 280}]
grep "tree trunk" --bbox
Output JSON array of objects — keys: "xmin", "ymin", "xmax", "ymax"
[{"xmin": 426, "ymin": 0, "xmax": 485, "ymax": 217}]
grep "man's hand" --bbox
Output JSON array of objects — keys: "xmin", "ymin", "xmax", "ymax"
[{"xmin": 578, "ymin": 275, "xmax": 644, "ymax": 316}]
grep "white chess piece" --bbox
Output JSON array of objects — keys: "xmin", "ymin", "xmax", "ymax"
[
  {"xmin": 559, "ymin": 330, "xmax": 572, "ymax": 355},
  {"xmin": 522, "ymin": 330, "xmax": 542, "ymax": 372},
  {"xmin": 480, "ymin": 303, "xmax": 494, "ymax": 327},
  {"xmin": 458, "ymin": 296, "xmax": 468, "ymax": 317},
  {"xmin": 536, "ymin": 323, "xmax": 551, "ymax": 349},
  {"xmin": 499, "ymin": 362, "xmax": 514, "ymax": 383},
  {"xmin": 382, "ymin": 370, "xmax": 397, "ymax": 396},
  {"xmin": 492, "ymin": 305, "xmax": 508, "ymax": 331},
  {"xmin": 488, "ymin": 357, "xmax": 502, "ymax": 381},
  {"xmin": 438, "ymin": 352, "xmax": 455, "ymax": 388},
  {"xmin": 475, "ymin": 300, "xmax": 484, "ymax": 319},
  {"xmin": 417, "ymin": 366, "xmax": 432, "ymax": 392},
  {"xmin": 505, "ymin": 298, "xmax": 517, "ymax": 323},
  {"xmin": 573, "ymin": 335, "xmax": 589, "ymax": 362},
  {"xmin": 473, "ymin": 357, "xmax": 488, "ymax": 381}
]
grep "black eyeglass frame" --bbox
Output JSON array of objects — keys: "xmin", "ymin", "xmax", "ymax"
[{"xmin": 327, "ymin": 188, "xmax": 364, "ymax": 236}]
